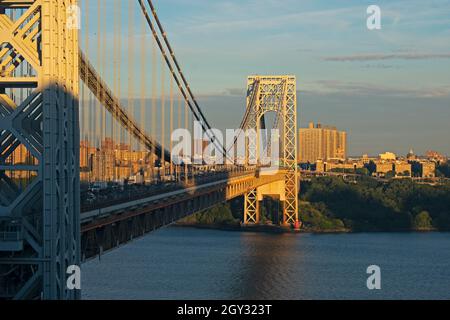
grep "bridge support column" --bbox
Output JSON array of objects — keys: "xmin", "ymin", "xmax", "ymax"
[
  {"xmin": 0, "ymin": 0, "xmax": 80, "ymax": 299},
  {"xmin": 244, "ymin": 189, "xmax": 260, "ymax": 224},
  {"xmin": 243, "ymin": 76, "xmax": 299, "ymax": 228},
  {"xmin": 281, "ymin": 78, "xmax": 299, "ymax": 228}
]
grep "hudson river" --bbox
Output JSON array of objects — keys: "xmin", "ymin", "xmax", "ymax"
[{"xmin": 82, "ymin": 227, "xmax": 450, "ymax": 300}]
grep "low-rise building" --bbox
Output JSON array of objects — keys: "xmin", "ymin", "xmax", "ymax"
[
  {"xmin": 410, "ymin": 160, "xmax": 437, "ymax": 178},
  {"xmin": 421, "ymin": 161, "xmax": 436, "ymax": 178},
  {"xmin": 315, "ymin": 159, "xmax": 364, "ymax": 173},
  {"xmin": 375, "ymin": 161, "xmax": 394, "ymax": 178},
  {"xmin": 379, "ymin": 152, "xmax": 396, "ymax": 161},
  {"xmin": 394, "ymin": 161, "xmax": 412, "ymax": 177},
  {"xmin": 360, "ymin": 154, "xmax": 375, "ymax": 165}
]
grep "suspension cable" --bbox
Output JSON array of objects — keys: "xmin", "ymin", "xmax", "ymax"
[
  {"xmin": 146, "ymin": 0, "xmax": 215, "ymax": 138},
  {"xmin": 137, "ymin": 0, "xmax": 230, "ymax": 162}
]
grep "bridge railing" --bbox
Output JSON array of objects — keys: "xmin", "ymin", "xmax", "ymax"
[{"xmin": 81, "ymin": 166, "xmax": 256, "ymax": 212}]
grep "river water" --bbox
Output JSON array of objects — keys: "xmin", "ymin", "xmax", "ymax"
[{"xmin": 82, "ymin": 227, "xmax": 450, "ymax": 300}]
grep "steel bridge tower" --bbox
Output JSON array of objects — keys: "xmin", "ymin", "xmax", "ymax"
[
  {"xmin": 0, "ymin": 0, "xmax": 80, "ymax": 299},
  {"xmin": 243, "ymin": 76, "xmax": 299, "ymax": 228}
]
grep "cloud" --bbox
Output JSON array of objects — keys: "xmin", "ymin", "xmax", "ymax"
[
  {"xmin": 174, "ymin": 5, "xmax": 356, "ymax": 35},
  {"xmin": 203, "ymin": 81, "xmax": 450, "ymax": 99},
  {"xmin": 303, "ymin": 80, "xmax": 450, "ymax": 98},
  {"xmin": 360, "ymin": 64, "xmax": 398, "ymax": 69},
  {"xmin": 222, "ymin": 88, "xmax": 245, "ymax": 96},
  {"xmin": 322, "ymin": 53, "xmax": 450, "ymax": 62}
]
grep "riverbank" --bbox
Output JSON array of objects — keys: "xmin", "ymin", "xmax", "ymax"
[
  {"xmin": 174, "ymin": 222, "xmax": 351, "ymax": 234},
  {"xmin": 177, "ymin": 176, "xmax": 450, "ymax": 234},
  {"xmin": 174, "ymin": 222, "xmax": 441, "ymax": 234}
]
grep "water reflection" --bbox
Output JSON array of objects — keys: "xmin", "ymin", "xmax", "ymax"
[
  {"xmin": 232, "ymin": 233, "xmax": 301, "ymax": 299},
  {"xmin": 82, "ymin": 228, "xmax": 450, "ymax": 300}
]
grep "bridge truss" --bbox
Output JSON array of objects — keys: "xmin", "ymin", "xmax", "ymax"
[
  {"xmin": 0, "ymin": 0, "xmax": 300, "ymax": 300},
  {"xmin": 244, "ymin": 76, "xmax": 299, "ymax": 226},
  {"xmin": 0, "ymin": 0, "xmax": 80, "ymax": 299}
]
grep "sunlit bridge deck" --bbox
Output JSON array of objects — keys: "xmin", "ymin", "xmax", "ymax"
[{"xmin": 79, "ymin": 168, "xmax": 291, "ymax": 260}]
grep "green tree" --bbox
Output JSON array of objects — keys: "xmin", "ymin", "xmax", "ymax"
[
  {"xmin": 299, "ymin": 201, "xmax": 346, "ymax": 232},
  {"xmin": 300, "ymin": 176, "xmax": 450, "ymax": 232},
  {"xmin": 365, "ymin": 161, "xmax": 376, "ymax": 176},
  {"xmin": 260, "ymin": 206, "xmax": 268, "ymax": 223},
  {"xmin": 436, "ymin": 161, "xmax": 450, "ymax": 178},
  {"xmin": 355, "ymin": 167, "xmax": 370, "ymax": 176},
  {"xmin": 385, "ymin": 170, "xmax": 395, "ymax": 179},
  {"xmin": 413, "ymin": 211, "xmax": 433, "ymax": 230}
]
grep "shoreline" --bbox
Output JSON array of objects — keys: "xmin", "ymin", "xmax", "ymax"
[
  {"xmin": 174, "ymin": 222, "xmax": 350, "ymax": 234},
  {"xmin": 173, "ymin": 223, "xmax": 442, "ymax": 234}
]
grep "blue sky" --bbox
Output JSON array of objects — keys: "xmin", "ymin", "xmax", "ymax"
[{"xmin": 80, "ymin": 0, "xmax": 450, "ymax": 156}]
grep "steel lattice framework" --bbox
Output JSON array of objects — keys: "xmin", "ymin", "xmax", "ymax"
[
  {"xmin": 244, "ymin": 76, "xmax": 299, "ymax": 226},
  {"xmin": 0, "ymin": 0, "xmax": 80, "ymax": 299},
  {"xmin": 0, "ymin": 0, "xmax": 300, "ymax": 300}
]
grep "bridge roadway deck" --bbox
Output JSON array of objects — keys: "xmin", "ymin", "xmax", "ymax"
[{"xmin": 80, "ymin": 169, "xmax": 286, "ymax": 260}]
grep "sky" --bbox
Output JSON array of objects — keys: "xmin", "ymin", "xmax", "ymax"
[{"xmin": 80, "ymin": 0, "xmax": 450, "ymax": 156}]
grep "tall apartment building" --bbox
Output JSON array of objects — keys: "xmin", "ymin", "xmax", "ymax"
[{"xmin": 298, "ymin": 122, "xmax": 347, "ymax": 163}]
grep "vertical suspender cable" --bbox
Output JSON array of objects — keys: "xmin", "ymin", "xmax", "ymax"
[
  {"xmin": 112, "ymin": 0, "xmax": 118, "ymax": 182},
  {"xmin": 161, "ymin": 55, "xmax": 165, "ymax": 177},
  {"xmin": 178, "ymin": 87, "xmax": 182, "ymax": 130},
  {"xmin": 118, "ymin": 0, "xmax": 123, "ymax": 180},
  {"xmin": 184, "ymin": 97, "xmax": 188, "ymax": 184},
  {"xmin": 128, "ymin": 1, "xmax": 135, "ymax": 177},
  {"xmin": 146, "ymin": 0, "xmax": 228, "ymax": 160},
  {"xmin": 102, "ymin": 0, "xmax": 107, "ymax": 181},
  {"xmin": 96, "ymin": 0, "xmax": 101, "ymax": 151},
  {"xmin": 137, "ymin": 1, "xmax": 200, "ymax": 129},
  {"xmin": 80, "ymin": 5, "xmax": 85, "ymax": 167},
  {"xmin": 86, "ymin": 0, "xmax": 92, "ymax": 183},
  {"xmin": 146, "ymin": 0, "xmax": 213, "ymax": 132},
  {"xmin": 86, "ymin": 0, "xmax": 91, "ymax": 181},
  {"xmin": 140, "ymin": 15, "xmax": 147, "ymax": 176},
  {"xmin": 170, "ymin": 73, "xmax": 174, "ymax": 178},
  {"xmin": 177, "ymin": 86, "xmax": 181, "ymax": 180},
  {"xmin": 80, "ymin": 0, "xmax": 89, "ymax": 180},
  {"xmin": 138, "ymin": 0, "xmax": 230, "ymax": 161},
  {"xmin": 151, "ymin": 38, "xmax": 157, "ymax": 182},
  {"xmin": 101, "ymin": 0, "xmax": 106, "ymax": 181}
]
